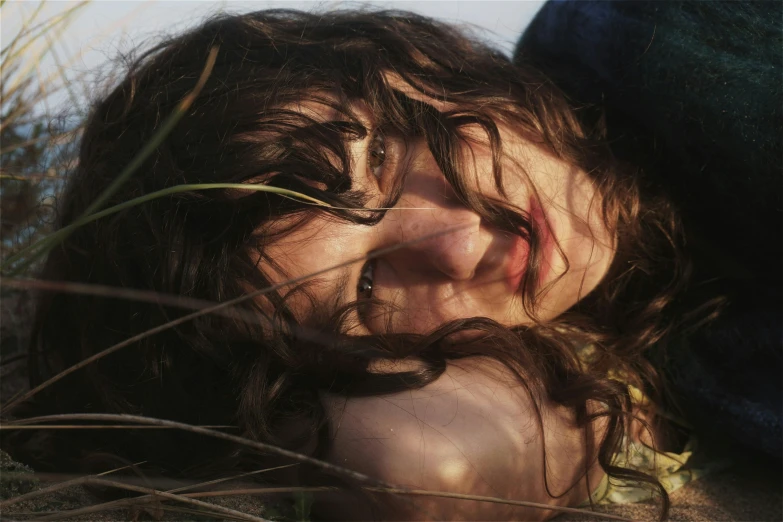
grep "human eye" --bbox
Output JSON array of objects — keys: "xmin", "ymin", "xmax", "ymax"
[
  {"xmin": 367, "ymin": 130, "xmax": 387, "ymax": 179},
  {"xmin": 357, "ymin": 260, "xmax": 374, "ymax": 300}
]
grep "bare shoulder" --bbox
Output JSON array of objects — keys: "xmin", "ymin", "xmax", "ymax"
[{"xmin": 319, "ymin": 358, "xmax": 599, "ymax": 521}]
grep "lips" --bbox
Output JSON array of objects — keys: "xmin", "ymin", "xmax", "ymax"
[
  {"xmin": 529, "ymin": 196, "xmax": 554, "ymax": 286},
  {"xmin": 504, "ymin": 196, "xmax": 554, "ymax": 293},
  {"xmin": 504, "ymin": 231, "xmax": 529, "ymax": 293}
]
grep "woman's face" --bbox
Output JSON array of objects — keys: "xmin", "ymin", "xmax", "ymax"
[{"xmin": 263, "ymin": 95, "xmax": 615, "ymax": 335}]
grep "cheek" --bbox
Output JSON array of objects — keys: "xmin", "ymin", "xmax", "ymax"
[
  {"xmin": 259, "ymin": 222, "xmax": 358, "ymax": 317},
  {"xmin": 453, "ymin": 125, "xmax": 508, "ymax": 197}
]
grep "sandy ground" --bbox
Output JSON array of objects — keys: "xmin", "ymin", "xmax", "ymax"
[
  {"xmin": 2, "ymin": 453, "xmax": 780, "ymax": 521},
  {"xmin": 2, "ymin": 358, "xmax": 781, "ymax": 521},
  {"xmin": 560, "ymin": 460, "xmax": 782, "ymax": 522}
]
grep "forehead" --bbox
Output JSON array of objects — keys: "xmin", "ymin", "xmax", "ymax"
[
  {"xmin": 383, "ymin": 72, "xmax": 456, "ymax": 112},
  {"xmin": 284, "ymin": 90, "xmax": 381, "ymax": 128},
  {"xmin": 286, "ymin": 92, "xmax": 345, "ymax": 122},
  {"xmin": 259, "ymin": 213, "xmax": 366, "ymax": 327}
]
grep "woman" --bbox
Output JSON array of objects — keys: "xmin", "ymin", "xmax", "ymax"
[{"xmin": 4, "ymin": 4, "xmax": 777, "ymax": 520}]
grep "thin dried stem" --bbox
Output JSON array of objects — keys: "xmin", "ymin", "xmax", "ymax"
[
  {"xmin": 0, "ymin": 131, "xmax": 78, "ymax": 156},
  {"xmin": 82, "ymin": 47, "xmax": 218, "ymax": 217},
  {"xmin": 0, "ymin": 1, "xmax": 47, "ymax": 64},
  {"xmin": 0, "ymin": 278, "xmax": 262, "ymax": 326},
  {"xmin": 3, "ymin": 424, "xmax": 235, "ymax": 430},
  {"xmin": 30, "ymin": 464, "xmax": 298, "ymax": 521},
  {"xmin": 2, "ymin": 2, "xmax": 89, "ymax": 64},
  {"xmin": 8, "ymin": 506, "xmax": 254, "ymax": 522},
  {"xmin": 0, "ymin": 352, "xmax": 30, "ymax": 367},
  {"xmin": 1, "ymin": 182, "xmax": 330, "ymax": 272},
  {"xmin": 0, "ymin": 226, "xmax": 468, "ymax": 414},
  {"xmin": 10, "ymin": 476, "xmax": 269, "ymax": 522},
  {"xmin": 96, "ymin": 460, "xmax": 148, "ymax": 476},
  {"xmin": 0, "ymin": 415, "xmax": 644, "ymax": 521},
  {"xmin": 1, "ymin": 413, "xmax": 385, "ymax": 488},
  {"xmin": 0, "ymin": 475, "xmax": 86, "ymax": 509},
  {"xmin": 369, "ymin": 488, "xmax": 639, "ymax": 522},
  {"xmin": 2, "ymin": 4, "xmax": 88, "ymax": 105},
  {"xmin": 2, "ymin": 47, "xmax": 220, "ymax": 275},
  {"xmin": 175, "ymin": 487, "xmax": 637, "ymax": 521},
  {"xmin": 146, "ymin": 504, "xmax": 259, "ymax": 521}
]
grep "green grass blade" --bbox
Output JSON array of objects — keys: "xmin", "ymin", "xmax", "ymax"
[
  {"xmin": 1, "ymin": 183, "xmax": 330, "ymax": 274},
  {"xmin": 81, "ymin": 46, "xmax": 218, "ymax": 217},
  {"xmin": 1, "ymin": 47, "xmax": 220, "ymax": 275}
]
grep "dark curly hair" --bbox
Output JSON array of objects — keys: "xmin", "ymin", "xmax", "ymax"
[{"xmin": 4, "ymin": 8, "xmax": 697, "ymax": 519}]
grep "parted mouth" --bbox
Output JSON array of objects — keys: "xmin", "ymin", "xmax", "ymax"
[
  {"xmin": 504, "ymin": 195, "xmax": 554, "ymax": 294},
  {"xmin": 529, "ymin": 195, "xmax": 554, "ymax": 287},
  {"xmin": 504, "ymin": 229, "xmax": 530, "ymax": 294}
]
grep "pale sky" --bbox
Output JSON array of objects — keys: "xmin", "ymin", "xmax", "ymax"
[{"xmin": 3, "ymin": 1, "xmax": 545, "ymax": 114}]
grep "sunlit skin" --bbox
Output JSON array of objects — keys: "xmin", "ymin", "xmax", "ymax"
[
  {"xmin": 259, "ymin": 91, "xmax": 617, "ymax": 518},
  {"xmin": 319, "ymin": 358, "xmax": 608, "ymax": 521},
  {"xmin": 263, "ymin": 101, "xmax": 616, "ymax": 334}
]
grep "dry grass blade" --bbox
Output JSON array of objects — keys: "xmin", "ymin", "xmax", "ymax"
[
  {"xmin": 32, "ymin": 464, "xmax": 298, "ymax": 521},
  {"xmin": 1, "ymin": 2, "xmax": 89, "ymax": 64},
  {"xmin": 96, "ymin": 460, "xmax": 148, "ymax": 476},
  {"xmin": 368, "ymin": 488, "xmax": 639, "ymax": 522},
  {"xmin": 0, "ymin": 173, "xmax": 69, "ymax": 181},
  {"xmin": 0, "ymin": 352, "xmax": 29, "ymax": 367},
  {"xmin": 1, "ymin": 182, "xmax": 330, "ymax": 273},
  {"xmin": 28, "ymin": 484, "xmax": 640, "ymax": 522},
  {"xmin": 167, "ymin": 464, "xmax": 299, "ymax": 493},
  {"xmin": 0, "ymin": 279, "xmax": 262, "ymax": 326},
  {"xmin": 4, "ymin": 424, "xmax": 234, "ymax": 430},
  {"xmin": 178, "ymin": 486, "xmax": 331, "ymax": 498},
  {"xmin": 0, "ymin": 131, "xmax": 78, "ymax": 156},
  {"xmin": 178, "ymin": 487, "xmax": 637, "ymax": 521},
  {"xmin": 0, "ymin": 226, "xmax": 469, "ymax": 414},
  {"xmin": 0, "ymin": 1, "xmax": 47, "ymax": 64},
  {"xmin": 2, "ymin": 46, "xmax": 219, "ymax": 276},
  {"xmin": 2, "ymin": 476, "xmax": 269, "ymax": 522},
  {"xmin": 0, "ymin": 461, "xmax": 144, "ymax": 509},
  {"xmin": 144, "ymin": 504, "xmax": 259, "ymax": 521},
  {"xmin": 41, "ymin": 23, "xmax": 82, "ymax": 113},
  {"xmin": 25, "ymin": 1, "xmax": 148, "ymax": 103},
  {"xmin": 0, "ymin": 476, "xmax": 87, "ymax": 508},
  {"xmin": 8, "ymin": 506, "xmax": 252, "ymax": 522},
  {"xmin": 1, "ymin": 3, "xmax": 89, "ymax": 106},
  {"xmin": 81, "ymin": 46, "xmax": 218, "ymax": 218},
  {"xmin": 0, "ymin": 416, "xmax": 641, "ymax": 521},
  {"xmin": 2, "ymin": 413, "xmax": 384, "ymax": 488}
]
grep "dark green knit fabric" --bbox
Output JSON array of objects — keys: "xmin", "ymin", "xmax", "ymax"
[
  {"xmin": 516, "ymin": 0, "xmax": 782, "ymax": 279},
  {"xmin": 516, "ymin": 1, "xmax": 782, "ymax": 460}
]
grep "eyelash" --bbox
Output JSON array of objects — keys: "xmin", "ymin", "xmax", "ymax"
[
  {"xmin": 367, "ymin": 130, "xmax": 387, "ymax": 180},
  {"xmin": 355, "ymin": 130, "xmax": 387, "ymax": 304},
  {"xmin": 357, "ymin": 261, "xmax": 374, "ymax": 300}
]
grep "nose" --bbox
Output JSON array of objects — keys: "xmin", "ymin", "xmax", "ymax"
[{"xmin": 379, "ymin": 165, "xmax": 490, "ymax": 281}]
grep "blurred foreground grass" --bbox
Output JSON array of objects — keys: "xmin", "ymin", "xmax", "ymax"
[
  {"xmin": 1, "ymin": 1, "xmax": 87, "ymax": 396},
  {"xmin": 0, "ymin": 4, "xmax": 310, "ymax": 520},
  {"xmin": 0, "ymin": 3, "xmax": 267, "ymax": 520}
]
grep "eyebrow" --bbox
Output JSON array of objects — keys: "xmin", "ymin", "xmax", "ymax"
[
  {"xmin": 332, "ymin": 266, "xmax": 353, "ymax": 315},
  {"xmin": 307, "ymin": 264, "xmax": 353, "ymax": 326}
]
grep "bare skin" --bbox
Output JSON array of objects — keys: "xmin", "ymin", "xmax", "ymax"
[
  {"xmin": 319, "ymin": 358, "xmax": 607, "ymax": 520},
  {"xmin": 259, "ymin": 88, "xmax": 618, "ymax": 519},
  {"xmin": 263, "ymin": 98, "xmax": 615, "ymax": 333}
]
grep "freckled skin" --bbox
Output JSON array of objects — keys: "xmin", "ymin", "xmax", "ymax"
[
  {"xmin": 261, "ymin": 90, "xmax": 616, "ymax": 519},
  {"xmin": 263, "ymin": 99, "xmax": 615, "ymax": 333}
]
